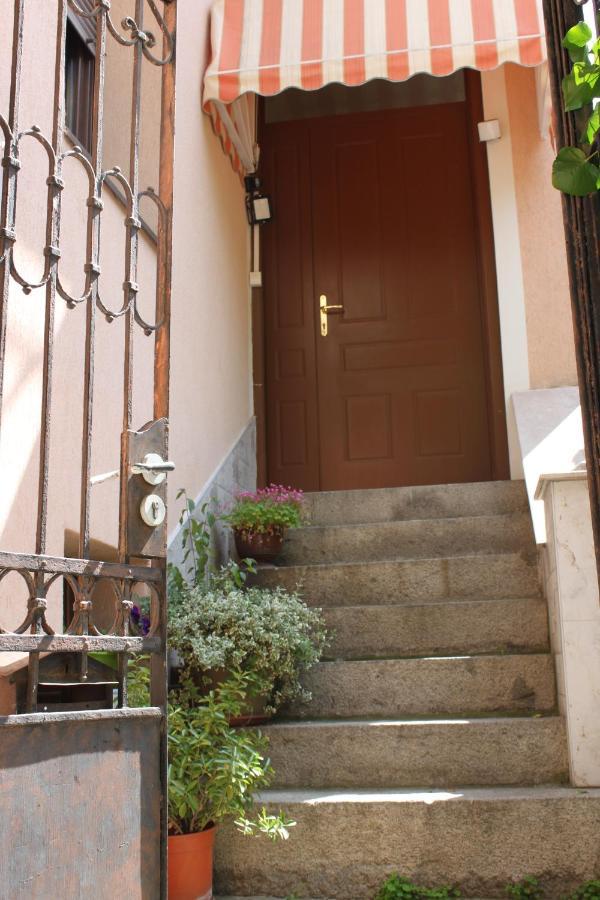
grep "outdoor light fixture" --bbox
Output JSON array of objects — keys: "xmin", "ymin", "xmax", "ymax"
[{"xmin": 244, "ymin": 173, "xmax": 272, "ymax": 225}]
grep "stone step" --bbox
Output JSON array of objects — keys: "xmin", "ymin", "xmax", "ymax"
[
  {"xmin": 264, "ymin": 716, "xmax": 568, "ymax": 789},
  {"xmin": 290, "ymin": 655, "xmax": 556, "ymax": 719},
  {"xmin": 323, "ymin": 597, "xmax": 549, "ymax": 659},
  {"xmin": 305, "ymin": 479, "xmax": 528, "ymax": 526},
  {"xmin": 255, "ymin": 552, "xmax": 541, "ymax": 608},
  {"xmin": 214, "ymin": 785, "xmax": 600, "ymax": 899},
  {"xmin": 281, "ymin": 513, "xmax": 534, "ymax": 566}
]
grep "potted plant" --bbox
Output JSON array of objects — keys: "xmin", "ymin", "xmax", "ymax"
[
  {"xmin": 224, "ymin": 484, "xmax": 305, "ymax": 562},
  {"xmin": 128, "ymin": 662, "xmax": 294, "ymax": 900},
  {"xmin": 168, "ymin": 567, "xmax": 328, "ymax": 725},
  {"xmin": 167, "ymin": 491, "xmax": 327, "ymax": 725}
]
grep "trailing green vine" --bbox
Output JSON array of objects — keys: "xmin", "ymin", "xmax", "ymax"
[
  {"xmin": 374, "ymin": 874, "xmax": 461, "ymax": 899},
  {"xmin": 506, "ymin": 876, "xmax": 544, "ymax": 899},
  {"xmin": 372, "ymin": 874, "xmax": 600, "ymax": 900},
  {"xmin": 552, "ymin": 20, "xmax": 600, "ymax": 196}
]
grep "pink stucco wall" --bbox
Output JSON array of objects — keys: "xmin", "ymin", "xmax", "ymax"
[{"xmin": 505, "ymin": 64, "xmax": 577, "ymax": 390}]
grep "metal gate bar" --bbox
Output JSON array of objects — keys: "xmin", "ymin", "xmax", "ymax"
[{"xmin": 0, "ymin": 0, "xmax": 176, "ymax": 710}]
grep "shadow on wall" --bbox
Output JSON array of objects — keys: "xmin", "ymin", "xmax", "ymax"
[{"xmin": 513, "ymin": 387, "xmax": 585, "ymax": 543}]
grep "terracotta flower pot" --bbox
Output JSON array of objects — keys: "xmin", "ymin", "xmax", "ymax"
[
  {"xmin": 168, "ymin": 826, "xmax": 215, "ymax": 900},
  {"xmin": 234, "ymin": 527, "xmax": 284, "ymax": 563}
]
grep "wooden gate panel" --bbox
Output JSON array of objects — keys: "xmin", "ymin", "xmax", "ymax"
[{"xmin": 0, "ymin": 709, "xmax": 161, "ymax": 899}]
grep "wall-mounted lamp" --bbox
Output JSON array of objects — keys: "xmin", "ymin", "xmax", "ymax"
[{"xmin": 244, "ymin": 173, "xmax": 272, "ymax": 225}]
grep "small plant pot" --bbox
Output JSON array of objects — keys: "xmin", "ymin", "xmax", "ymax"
[
  {"xmin": 203, "ymin": 667, "xmax": 273, "ymax": 726},
  {"xmin": 229, "ymin": 687, "xmax": 272, "ymax": 727},
  {"xmin": 233, "ymin": 527, "xmax": 284, "ymax": 563},
  {"xmin": 168, "ymin": 826, "xmax": 215, "ymax": 900}
]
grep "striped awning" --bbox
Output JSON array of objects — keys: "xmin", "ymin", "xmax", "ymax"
[{"xmin": 204, "ymin": 0, "xmax": 547, "ymax": 174}]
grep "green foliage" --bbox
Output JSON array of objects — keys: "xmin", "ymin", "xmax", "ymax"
[
  {"xmin": 168, "ymin": 490, "xmax": 217, "ymax": 595},
  {"xmin": 553, "ymin": 146, "xmax": 600, "ymax": 196},
  {"xmin": 168, "ymin": 580, "xmax": 328, "ymax": 713},
  {"xmin": 566, "ymin": 881, "xmax": 600, "ymax": 900},
  {"xmin": 167, "ymin": 490, "xmax": 257, "ymax": 618},
  {"xmin": 127, "ymin": 655, "xmax": 151, "ymax": 707},
  {"xmin": 506, "ymin": 877, "xmax": 544, "ymax": 899},
  {"xmin": 224, "ymin": 484, "xmax": 305, "ymax": 535},
  {"xmin": 563, "ymin": 22, "xmax": 594, "ymax": 65},
  {"xmin": 553, "ymin": 21, "xmax": 600, "ymax": 197},
  {"xmin": 128, "ymin": 662, "xmax": 294, "ymax": 838},
  {"xmin": 128, "ymin": 669, "xmax": 296, "ymax": 838},
  {"xmin": 167, "ymin": 670, "xmax": 295, "ymax": 838},
  {"xmin": 374, "ymin": 874, "xmax": 461, "ymax": 900},
  {"xmin": 158, "ymin": 486, "xmax": 316, "ymax": 842},
  {"xmin": 374, "ymin": 875, "xmax": 600, "ymax": 900}
]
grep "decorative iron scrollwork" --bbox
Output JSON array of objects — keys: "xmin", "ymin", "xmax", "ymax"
[
  {"xmin": 0, "ymin": 551, "xmax": 163, "ymax": 644},
  {"xmin": 0, "ymin": 0, "xmax": 176, "ymax": 714}
]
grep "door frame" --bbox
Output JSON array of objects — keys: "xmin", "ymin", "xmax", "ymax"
[{"xmin": 253, "ymin": 69, "xmax": 510, "ymax": 489}]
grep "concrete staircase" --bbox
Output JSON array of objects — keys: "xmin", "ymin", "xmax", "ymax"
[{"xmin": 214, "ymin": 481, "xmax": 600, "ymax": 899}]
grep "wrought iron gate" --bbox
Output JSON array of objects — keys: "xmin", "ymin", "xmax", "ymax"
[{"xmin": 0, "ymin": 1, "xmax": 176, "ymax": 896}]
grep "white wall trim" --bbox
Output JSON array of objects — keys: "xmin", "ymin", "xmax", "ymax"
[{"xmin": 481, "ymin": 67, "xmax": 531, "ymax": 478}]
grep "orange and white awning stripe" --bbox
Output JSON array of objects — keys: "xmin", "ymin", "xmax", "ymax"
[{"xmin": 204, "ymin": 0, "xmax": 546, "ymax": 174}]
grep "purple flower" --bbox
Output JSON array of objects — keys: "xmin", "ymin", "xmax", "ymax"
[
  {"xmin": 131, "ymin": 604, "xmax": 151, "ymax": 635},
  {"xmin": 233, "ymin": 483, "xmax": 304, "ymax": 507}
]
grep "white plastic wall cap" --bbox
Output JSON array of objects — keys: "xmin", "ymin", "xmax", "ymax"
[{"xmin": 478, "ymin": 119, "xmax": 502, "ymax": 142}]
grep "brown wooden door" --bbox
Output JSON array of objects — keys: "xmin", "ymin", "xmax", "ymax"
[{"xmin": 261, "ymin": 79, "xmax": 505, "ymax": 492}]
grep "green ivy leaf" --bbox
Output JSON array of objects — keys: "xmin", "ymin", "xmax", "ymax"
[
  {"xmin": 563, "ymin": 71, "xmax": 594, "ymax": 111},
  {"xmin": 586, "ymin": 106, "xmax": 600, "ymax": 143},
  {"xmin": 552, "ymin": 146, "xmax": 600, "ymax": 196},
  {"xmin": 563, "ymin": 21, "xmax": 593, "ymax": 63}
]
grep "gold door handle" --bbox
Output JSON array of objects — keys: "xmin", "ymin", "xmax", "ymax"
[{"xmin": 319, "ymin": 294, "xmax": 344, "ymax": 337}]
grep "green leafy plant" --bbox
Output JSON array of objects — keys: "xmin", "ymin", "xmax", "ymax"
[
  {"xmin": 224, "ymin": 484, "xmax": 305, "ymax": 536},
  {"xmin": 552, "ymin": 20, "xmax": 600, "ymax": 196},
  {"xmin": 168, "ymin": 580, "xmax": 328, "ymax": 713},
  {"xmin": 374, "ymin": 873, "xmax": 461, "ymax": 899},
  {"xmin": 168, "ymin": 490, "xmax": 256, "ymax": 615},
  {"xmin": 566, "ymin": 881, "xmax": 600, "ymax": 900},
  {"xmin": 168, "ymin": 671, "xmax": 294, "ymax": 837},
  {"xmin": 127, "ymin": 661, "xmax": 295, "ymax": 839},
  {"xmin": 168, "ymin": 491, "xmax": 217, "ymax": 595},
  {"xmin": 127, "ymin": 655, "xmax": 152, "ymax": 707},
  {"xmin": 506, "ymin": 876, "xmax": 544, "ymax": 899}
]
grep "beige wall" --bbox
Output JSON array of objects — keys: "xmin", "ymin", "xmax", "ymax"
[
  {"xmin": 0, "ymin": 1, "xmax": 251, "ymax": 627},
  {"xmin": 168, "ymin": 0, "xmax": 251, "ymax": 521},
  {"xmin": 505, "ymin": 64, "xmax": 577, "ymax": 389}
]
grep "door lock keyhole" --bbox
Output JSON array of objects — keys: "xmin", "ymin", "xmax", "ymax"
[{"xmin": 140, "ymin": 494, "xmax": 166, "ymax": 527}]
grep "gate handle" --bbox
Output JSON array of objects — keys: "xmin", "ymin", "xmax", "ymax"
[
  {"xmin": 91, "ymin": 454, "xmax": 175, "ymax": 486},
  {"xmin": 132, "ymin": 453, "xmax": 175, "ymax": 486}
]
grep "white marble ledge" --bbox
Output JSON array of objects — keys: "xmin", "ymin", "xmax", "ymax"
[
  {"xmin": 513, "ymin": 387, "xmax": 584, "ymax": 543},
  {"xmin": 535, "ymin": 469, "xmax": 588, "ymax": 501}
]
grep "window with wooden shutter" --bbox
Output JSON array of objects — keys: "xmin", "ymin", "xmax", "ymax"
[{"xmin": 65, "ymin": 6, "xmax": 96, "ymax": 153}]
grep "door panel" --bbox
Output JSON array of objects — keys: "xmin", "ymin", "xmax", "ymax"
[
  {"xmin": 262, "ymin": 86, "xmax": 500, "ymax": 492},
  {"xmin": 262, "ymin": 123, "xmax": 321, "ymax": 489}
]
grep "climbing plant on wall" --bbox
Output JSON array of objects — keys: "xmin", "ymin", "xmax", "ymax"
[{"xmin": 552, "ymin": 20, "xmax": 600, "ymax": 196}]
